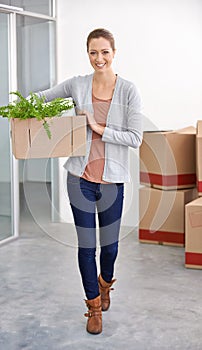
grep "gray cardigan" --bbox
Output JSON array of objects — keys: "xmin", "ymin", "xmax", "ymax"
[{"xmin": 38, "ymin": 73, "xmax": 143, "ymax": 183}]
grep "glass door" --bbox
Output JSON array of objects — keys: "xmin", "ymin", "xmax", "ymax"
[
  {"xmin": 16, "ymin": 13, "xmax": 56, "ymax": 225},
  {"xmin": 0, "ymin": 2, "xmax": 56, "ymax": 244},
  {"xmin": 0, "ymin": 12, "xmax": 13, "ymax": 241}
]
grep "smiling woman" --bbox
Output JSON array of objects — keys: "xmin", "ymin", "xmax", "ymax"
[
  {"xmin": 87, "ymin": 30, "xmax": 116, "ymax": 78},
  {"xmin": 35, "ymin": 27, "xmax": 143, "ymax": 335},
  {"xmin": 87, "ymin": 31, "xmax": 117, "ymax": 103},
  {"xmin": 88, "ymin": 39, "xmax": 115, "ymax": 71}
]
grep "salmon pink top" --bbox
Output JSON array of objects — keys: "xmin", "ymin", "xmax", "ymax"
[{"xmin": 82, "ymin": 94, "xmax": 111, "ymax": 184}]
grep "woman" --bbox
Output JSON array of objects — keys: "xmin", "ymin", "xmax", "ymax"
[{"xmin": 37, "ymin": 28, "xmax": 143, "ymax": 335}]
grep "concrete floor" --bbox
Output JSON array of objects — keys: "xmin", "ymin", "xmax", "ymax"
[{"xmin": 0, "ymin": 184, "xmax": 202, "ymax": 350}]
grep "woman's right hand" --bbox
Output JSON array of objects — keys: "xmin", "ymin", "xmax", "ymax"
[{"xmin": 77, "ymin": 109, "xmax": 105, "ymax": 136}]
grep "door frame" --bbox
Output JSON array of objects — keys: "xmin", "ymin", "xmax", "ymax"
[{"xmin": 0, "ymin": 2, "xmax": 56, "ymax": 245}]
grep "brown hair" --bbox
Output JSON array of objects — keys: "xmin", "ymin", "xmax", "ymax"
[{"xmin": 86, "ymin": 28, "xmax": 115, "ymax": 52}]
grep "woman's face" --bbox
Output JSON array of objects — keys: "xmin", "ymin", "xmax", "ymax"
[{"xmin": 88, "ymin": 37, "xmax": 115, "ymax": 73}]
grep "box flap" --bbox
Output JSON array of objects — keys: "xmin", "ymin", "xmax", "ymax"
[
  {"xmin": 72, "ymin": 115, "xmax": 86, "ymax": 156},
  {"xmin": 143, "ymin": 130, "xmax": 173, "ymax": 135},
  {"xmin": 176, "ymin": 126, "xmax": 196, "ymax": 135},
  {"xmin": 10, "ymin": 119, "xmax": 30, "ymax": 159},
  {"xmin": 186, "ymin": 197, "xmax": 202, "ymax": 207},
  {"xmin": 143, "ymin": 127, "xmax": 196, "ymax": 135},
  {"xmin": 197, "ymin": 120, "xmax": 202, "ymax": 137}
]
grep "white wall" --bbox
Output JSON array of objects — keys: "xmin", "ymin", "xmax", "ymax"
[{"xmin": 56, "ymin": 0, "xmax": 202, "ymax": 227}]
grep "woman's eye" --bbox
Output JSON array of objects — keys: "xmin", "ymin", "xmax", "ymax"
[
  {"xmin": 103, "ymin": 50, "xmax": 109, "ymax": 54},
  {"xmin": 90, "ymin": 52, "xmax": 96, "ymax": 56}
]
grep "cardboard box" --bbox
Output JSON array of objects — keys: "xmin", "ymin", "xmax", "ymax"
[
  {"xmin": 185, "ymin": 197, "xmax": 202, "ymax": 269},
  {"xmin": 139, "ymin": 186, "xmax": 198, "ymax": 246},
  {"xmin": 196, "ymin": 121, "xmax": 202, "ymax": 196},
  {"xmin": 10, "ymin": 116, "xmax": 86, "ymax": 159},
  {"xmin": 140, "ymin": 127, "xmax": 196, "ymax": 190}
]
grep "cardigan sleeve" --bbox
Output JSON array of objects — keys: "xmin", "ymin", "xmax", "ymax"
[
  {"xmin": 37, "ymin": 78, "xmax": 74, "ymax": 102},
  {"xmin": 102, "ymin": 84, "xmax": 143, "ymax": 149}
]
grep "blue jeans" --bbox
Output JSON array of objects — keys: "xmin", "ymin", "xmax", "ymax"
[{"xmin": 67, "ymin": 172, "xmax": 124, "ymax": 300}]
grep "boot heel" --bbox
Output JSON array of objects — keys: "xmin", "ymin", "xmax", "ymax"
[{"xmin": 84, "ymin": 295, "xmax": 102, "ymax": 334}]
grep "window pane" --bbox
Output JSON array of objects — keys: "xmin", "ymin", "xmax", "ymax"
[
  {"xmin": 0, "ymin": 0, "xmax": 53, "ymax": 16},
  {"xmin": 17, "ymin": 15, "xmax": 56, "ymax": 95}
]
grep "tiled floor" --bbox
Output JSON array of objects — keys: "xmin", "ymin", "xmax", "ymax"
[{"xmin": 0, "ymin": 183, "xmax": 202, "ymax": 349}]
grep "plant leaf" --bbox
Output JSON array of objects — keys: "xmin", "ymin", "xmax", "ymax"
[{"xmin": 0, "ymin": 91, "xmax": 74, "ymax": 138}]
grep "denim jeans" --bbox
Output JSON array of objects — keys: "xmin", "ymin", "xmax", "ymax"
[{"xmin": 67, "ymin": 172, "xmax": 124, "ymax": 300}]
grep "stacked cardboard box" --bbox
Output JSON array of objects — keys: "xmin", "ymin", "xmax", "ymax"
[
  {"xmin": 196, "ymin": 120, "xmax": 202, "ymax": 196},
  {"xmin": 185, "ymin": 121, "xmax": 202, "ymax": 269},
  {"xmin": 185, "ymin": 197, "xmax": 202, "ymax": 269},
  {"xmin": 139, "ymin": 186, "xmax": 197, "ymax": 246},
  {"xmin": 10, "ymin": 115, "xmax": 86, "ymax": 159},
  {"xmin": 140, "ymin": 127, "xmax": 196, "ymax": 190},
  {"xmin": 139, "ymin": 127, "xmax": 197, "ymax": 246}
]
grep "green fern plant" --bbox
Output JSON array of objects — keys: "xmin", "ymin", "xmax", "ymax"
[{"xmin": 0, "ymin": 91, "xmax": 75, "ymax": 139}]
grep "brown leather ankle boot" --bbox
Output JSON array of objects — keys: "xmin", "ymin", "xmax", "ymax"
[
  {"xmin": 84, "ymin": 295, "xmax": 102, "ymax": 334},
  {"xmin": 98, "ymin": 274, "xmax": 116, "ymax": 312}
]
